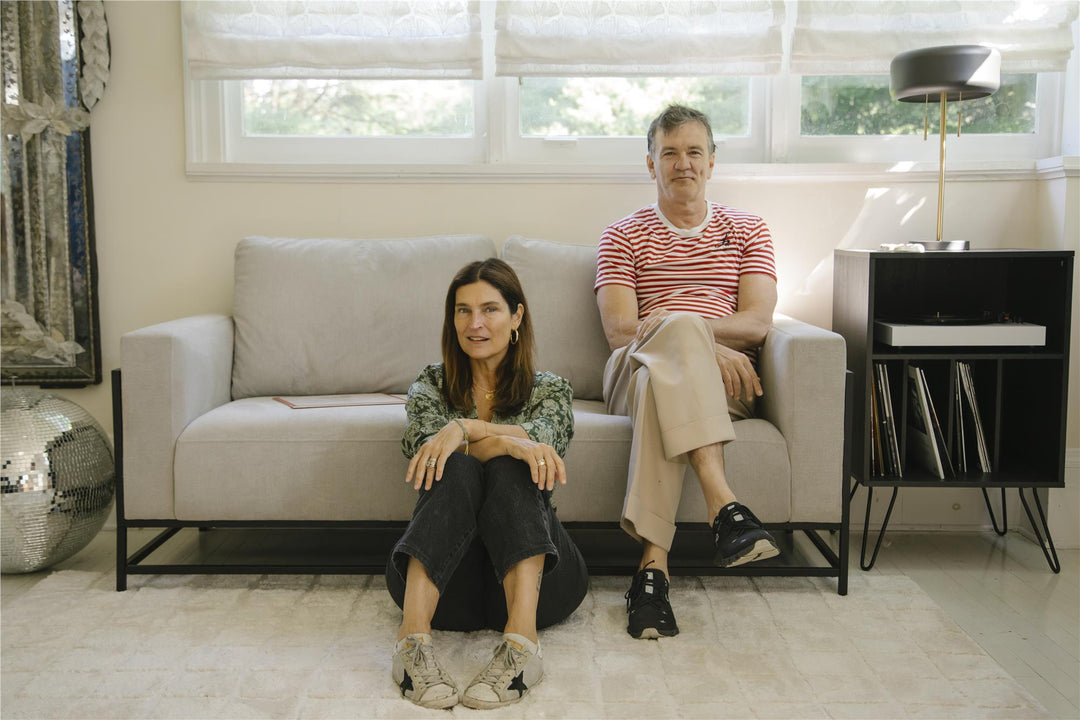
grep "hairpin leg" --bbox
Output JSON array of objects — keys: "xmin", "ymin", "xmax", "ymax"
[
  {"xmin": 981, "ymin": 487, "xmax": 1008, "ymax": 536},
  {"xmin": 1017, "ymin": 488, "xmax": 1060, "ymax": 573},
  {"xmin": 859, "ymin": 486, "xmax": 899, "ymax": 571}
]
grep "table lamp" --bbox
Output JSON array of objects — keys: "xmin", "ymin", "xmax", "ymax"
[{"xmin": 890, "ymin": 45, "xmax": 1001, "ymax": 251}]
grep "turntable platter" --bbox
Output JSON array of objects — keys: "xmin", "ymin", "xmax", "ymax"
[{"xmin": 896, "ymin": 312, "xmax": 991, "ymax": 325}]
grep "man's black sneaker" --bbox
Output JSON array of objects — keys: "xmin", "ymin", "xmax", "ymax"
[
  {"xmin": 624, "ymin": 563, "xmax": 679, "ymax": 639},
  {"xmin": 712, "ymin": 502, "xmax": 780, "ymax": 567}
]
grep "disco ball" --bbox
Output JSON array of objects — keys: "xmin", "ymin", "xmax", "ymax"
[{"xmin": 1, "ymin": 387, "xmax": 115, "ymax": 573}]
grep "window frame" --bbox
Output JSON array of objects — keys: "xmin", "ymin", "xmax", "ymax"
[
  {"xmin": 184, "ymin": 70, "xmax": 1069, "ymax": 179},
  {"xmin": 772, "ymin": 72, "xmax": 1065, "ymax": 165},
  {"xmin": 501, "ymin": 76, "xmax": 768, "ymax": 165},
  {"xmin": 197, "ymin": 79, "xmax": 489, "ymax": 166}
]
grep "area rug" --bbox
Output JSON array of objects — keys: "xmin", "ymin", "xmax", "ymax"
[{"xmin": 1, "ymin": 570, "xmax": 1049, "ymax": 719}]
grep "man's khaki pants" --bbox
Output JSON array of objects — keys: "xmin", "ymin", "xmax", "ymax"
[{"xmin": 603, "ymin": 312, "xmax": 752, "ymax": 551}]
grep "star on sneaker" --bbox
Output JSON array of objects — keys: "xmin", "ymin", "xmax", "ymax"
[
  {"xmin": 712, "ymin": 501, "xmax": 780, "ymax": 567},
  {"xmin": 391, "ymin": 633, "xmax": 459, "ymax": 709},
  {"xmin": 461, "ymin": 633, "xmax": 543, "ymax": 709}
]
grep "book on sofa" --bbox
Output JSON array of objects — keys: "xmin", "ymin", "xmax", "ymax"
[{"xmin": 273, "ymin": 393, "xmax": 407, "ymax": 409}]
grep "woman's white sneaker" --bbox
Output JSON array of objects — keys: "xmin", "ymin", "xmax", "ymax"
[
  {"xmin": 461, "ymin": 633, "xmax": 543, "ymax": 709},
  {"xmin": 391, "ymin": 633, "xmax": 459, "ymax": 709}
]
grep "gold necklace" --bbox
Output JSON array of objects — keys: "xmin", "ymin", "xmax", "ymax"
[{"xmin": 473, "ymin": 381, "xmax": 495, "ymax": 400}]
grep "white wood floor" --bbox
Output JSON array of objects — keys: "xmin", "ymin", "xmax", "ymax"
[
  {"xmin": 858, "ymin": 531, "xmax": 1079, "ymax": 719},
  {"xmin": 3, "ymin": 529, "xmax": 1078, "ymax": 719}
]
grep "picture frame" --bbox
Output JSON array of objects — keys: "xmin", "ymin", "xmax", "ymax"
[{"xmin": 1, "ymin": 1, "xmax": 108, "ymax": 387}]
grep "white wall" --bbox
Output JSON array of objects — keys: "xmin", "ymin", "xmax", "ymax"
[
  {"xmin": 1062, "ymin": 15, "xmax": 1080, "ymax": 157},
  {"xmin": 47, "ymin": 2, "xmax": 1078, "ymax": 540},
  {"xmin": 1043, "ymin": 168, "xmax": 1080, "ymax": 549}
]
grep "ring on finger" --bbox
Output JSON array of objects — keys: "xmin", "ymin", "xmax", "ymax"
[
  {"xmin": 537, "ymin": 458, "xmax": 546, "ymax": 467},
  {"xmin": 425, "ymin": 458, "xmax": 437, "ymax": 468}
]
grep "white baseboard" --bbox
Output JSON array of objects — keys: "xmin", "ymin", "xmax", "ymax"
[{"xmin": 1009, "ymin": 448, "xmax": 1078, "ymax": 549}]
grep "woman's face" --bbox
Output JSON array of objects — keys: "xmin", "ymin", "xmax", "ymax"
[{"xmin": 454, "ymin": 280, "xmax": 523, "ymax": 366}]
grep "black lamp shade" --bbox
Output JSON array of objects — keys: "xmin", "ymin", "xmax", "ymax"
[{"xmin": 890, "ymin": 45, "xmax": 1001, "ymax": 102}]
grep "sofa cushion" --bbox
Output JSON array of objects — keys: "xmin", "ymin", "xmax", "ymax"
[
  {"xmin": 173, "ymin": 398, "xmax": 791, "ymax": 523},
  {"xmin": 231, "ymin": 235, "xmax": 497, "ymax": 399},
  {"xmin": 174, "ymin": 398, "xmax": 415, "ymax": 521},
  {"xmin": 502, "ymin": 236, "xmax": 611, "ymax": 401}
]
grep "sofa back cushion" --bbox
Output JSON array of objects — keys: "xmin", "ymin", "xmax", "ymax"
[
  {"xmin": 502, "ymin": 236, "xmax": 611, "ymax": 401},
  {"xmin": 231, "ymin": 235, "xmax": 497, "ymax": 399}
]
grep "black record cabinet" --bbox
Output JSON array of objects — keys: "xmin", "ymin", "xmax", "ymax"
[{"xmin": 832, "ymin": 249, "xmax": 1073, "ymax": 571}]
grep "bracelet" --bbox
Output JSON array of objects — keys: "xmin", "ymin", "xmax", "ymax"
[{"xmin": 453, "ymin": 418, "xmax": 469, "ymax": 455}]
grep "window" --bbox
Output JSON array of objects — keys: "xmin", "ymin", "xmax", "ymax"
[
  {"xmin": 800, "ymin": 74, "xmax": 1037, "ymax": 137},
  {"xmin": 204, "ymin": 80, "xmax": 486, "ymax": 166},
  {"xmin": 518, "ymin": 77, "xmax": 750, "ymax": 138},
  {"xmin": 506, "ymin": 76, "xmax": 764, "ymax": 165},
  {"xmin": 777, "ymin": 72, "xmax": 1059, "ymax": 164},
  {"xmin": 204, "ymin": 75, "xmax": 764, "ymax": 168},
  {"xmin": 196, "ymin": 70, "xmax": 1060, "ymax": 171},
  {"xmin": 229, "ymin": 78, "xmax": 483, "ymax": 165},
  {"xmin": 183, "ymin": 1, "xmax": 1076, "ymax": 176},
  {"xmin": 242, "ymin": 79, "xmax": 475, "ymax": 137}
]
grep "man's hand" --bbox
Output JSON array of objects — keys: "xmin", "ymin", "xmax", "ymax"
[
  {"xmin": 714, "ymin": 343, "xmax": 762, "ymax": 404},
  {"xmin": 634, "ymin": 308, "xmax": 671, "ymax": 343}
]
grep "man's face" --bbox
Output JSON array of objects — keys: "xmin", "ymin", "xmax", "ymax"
[{"xmin": 647, "ymin": 121, "xmax": 715, "ymax": 205}]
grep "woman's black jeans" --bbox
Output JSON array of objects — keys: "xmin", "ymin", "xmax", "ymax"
[{"xmin": 386, "ymin": 453, "xmax": 588, "ymax": 632}]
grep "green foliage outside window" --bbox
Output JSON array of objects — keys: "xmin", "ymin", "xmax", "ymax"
[
  {"xmin": 241, "ymin": 74, "xmax": 1035, "ymax": 141},
  {"xmin": 800, "ymin": 74, "xmax": 1036, "ymax": 136},
  {"xmin": 518, "ymin": 77, "xmax": 749, "ymax": 137},
  {"xmin": 242, "ymin": 79, "xmax": 474, "ymax": 137}
]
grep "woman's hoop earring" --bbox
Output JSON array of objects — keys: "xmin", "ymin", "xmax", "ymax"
[{"xmin": 510, "ymin": 328, "xmax": 520, "ymax": 345}]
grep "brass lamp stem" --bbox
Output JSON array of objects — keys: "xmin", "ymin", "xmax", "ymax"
[{"xmin": 937, "ymin": 92, "xmax": 947, "ymax": 243}]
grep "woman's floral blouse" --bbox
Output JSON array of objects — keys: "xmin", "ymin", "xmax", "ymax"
[{"xmin": 401, "ymin": 363, "xmax": 574, "ymax": 459}]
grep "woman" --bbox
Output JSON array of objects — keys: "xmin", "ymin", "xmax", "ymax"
[{"xmin": 387, "ymin": 258, "xmax": 588, "ymax": 710}]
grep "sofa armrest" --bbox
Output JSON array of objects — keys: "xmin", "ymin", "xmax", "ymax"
[
  {"xmin": 120, "ymin": 314, "xmax": 234, "ymax": 520},
  {"xmin": 757, "ymin": 314, "xmax": 847, "ymax": 522}
]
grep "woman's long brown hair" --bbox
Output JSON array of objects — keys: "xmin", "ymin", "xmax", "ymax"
[{"xmin": 441, "ymin": 258, "xmax": 535, "ymax": 416}]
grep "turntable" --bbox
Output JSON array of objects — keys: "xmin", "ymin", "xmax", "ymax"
[
  {"xmin": 899, "ymin": 312, "xmax": 991, "ymax": 325},
  {"xmin": 875, "ymin": 312, "xmax": 1045, "ymax": 347}
]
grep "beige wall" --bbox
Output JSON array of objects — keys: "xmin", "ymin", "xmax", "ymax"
[{"xmin": 47, "ymin": 2, "xmax": 1077, "ymax": 538}]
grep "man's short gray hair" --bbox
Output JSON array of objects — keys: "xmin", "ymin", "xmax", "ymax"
[{"xmin": 646, "ymin": 105, "xmax": 716, "ymax": 157}]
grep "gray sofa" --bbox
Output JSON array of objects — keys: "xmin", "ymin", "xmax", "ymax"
[{"xmin": 116, "ymin": 234, "xmax": 848, "ymax": 591}]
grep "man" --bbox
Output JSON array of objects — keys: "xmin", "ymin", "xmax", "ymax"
[{"xmin": 595, "ymin": 104, "xmax": 780, "ymax": 639}]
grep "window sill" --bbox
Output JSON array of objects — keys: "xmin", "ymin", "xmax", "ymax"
[{"xmin": 185, "ymin": 157, "xmax": 1077, "ymax": 184}]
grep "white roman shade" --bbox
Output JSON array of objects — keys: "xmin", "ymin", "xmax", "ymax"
[
  {"xmin": 182, "ymin": 0, "xmax": 483, "ymax": 81},
  {"xmin": 791, "ymin": 0, "xmax": 1079, "ymax": 75},
  {"xmin": 494, "ymin": 0, "xmax": 786, "ymax": 77}
]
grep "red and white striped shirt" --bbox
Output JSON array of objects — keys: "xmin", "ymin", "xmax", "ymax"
[{"xmin": 594, "ymin": 202, "xmax": 776, "ymax": 320}]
